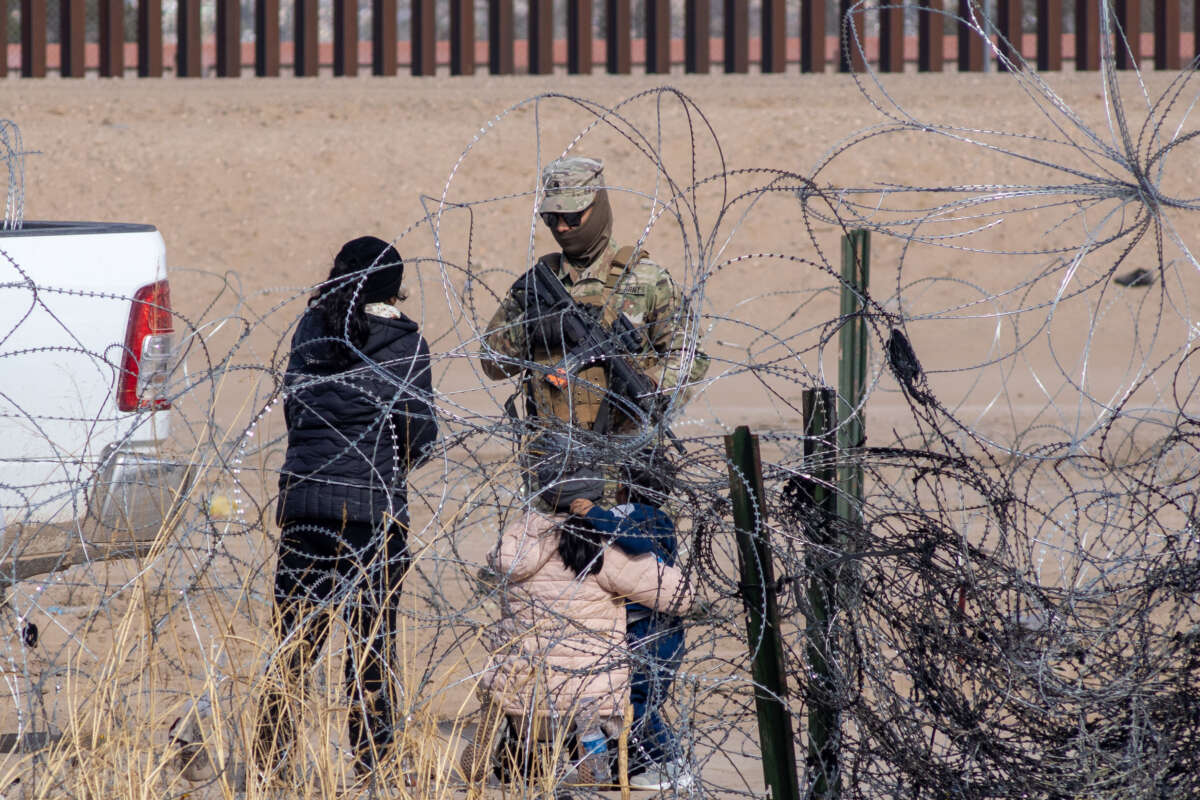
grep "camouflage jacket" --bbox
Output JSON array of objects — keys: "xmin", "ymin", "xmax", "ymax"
[{"xmin": 481, "ymin": 239, "xmax": 709, "ymax": 415}]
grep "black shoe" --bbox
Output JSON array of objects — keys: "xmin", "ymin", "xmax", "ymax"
[{"xmin": 1114, "ymin": 267, "xmax": 1154, "ymax": 287}]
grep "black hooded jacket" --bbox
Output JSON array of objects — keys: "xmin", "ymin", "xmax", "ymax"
[{"xmin": 276, "ymin": 308, "xmax": 438, "ymax": 527}]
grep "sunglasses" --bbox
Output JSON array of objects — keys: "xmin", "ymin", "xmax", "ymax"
[{"xmin": 540, "ymin": 210, "xmax": 587, "ymax": 229}]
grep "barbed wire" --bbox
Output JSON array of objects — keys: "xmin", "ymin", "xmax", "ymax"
[
  {"xmin": 0, "ymin": 122, "xmax": 26, "ymax": 231},
  {"xmin": 1, "ymin": 10, "xmax": 1199, "ymax": 799}
]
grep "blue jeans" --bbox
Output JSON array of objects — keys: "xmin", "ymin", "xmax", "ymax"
[{"xmin": 627, "ymin": 615, "xmax": 685, "ymax": 769}]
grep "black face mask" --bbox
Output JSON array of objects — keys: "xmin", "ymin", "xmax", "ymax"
[{"xmin": 552, "ymin": 189, "xmax": 613, "ymax": 265}]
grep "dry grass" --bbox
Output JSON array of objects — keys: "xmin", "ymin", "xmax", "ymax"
[{"xmin": 0, "ymin": 441, "xmax": 654, "ymax": 800}]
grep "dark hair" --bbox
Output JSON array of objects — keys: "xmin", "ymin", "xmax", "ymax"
[
  {"xmin": 556, "ymin": 514, "xmax": 606, "ymax": 577},
  {"xmin": 310, "ymin": 236, "xmax": 402, "ymax": 368},
  {"xmin": 311, "ymin": 271, "xmax": 369, "ymax": 369}
]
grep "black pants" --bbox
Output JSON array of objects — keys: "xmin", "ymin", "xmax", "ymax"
[{"xmin": 255, "ymin": 517, "xmax": 409, "ymax": 777}]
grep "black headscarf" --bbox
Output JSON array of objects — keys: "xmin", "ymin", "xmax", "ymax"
[
  {"xmin": 336, "ymin": 235, "xmax": 405, "ymax": 303},
  {"xmin": 312, "ymin": 235, "xmax": 405, "ymax": 368}
]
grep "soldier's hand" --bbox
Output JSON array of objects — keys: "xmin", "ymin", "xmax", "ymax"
[{"xmin": 525, "ymin": 302, "xmax": 575, "ymax": 351}]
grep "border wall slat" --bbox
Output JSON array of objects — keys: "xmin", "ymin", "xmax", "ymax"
[
  {"xmin": 761, "ymin": 0, "xmax": 785, "ymax": 72},
  {"xmin": 490, "ymin": 0, "xmax": 514, "ymax": 73},
  {"xmin": 0, "ymin": 1, "xmax": 6, "ymax": 77},
  {"xmin": 879, "ymin": 1, "xmax": 903, "ymax": 71},
  {"xmin": 839, "ymin": 0, "xmax": 866, "ymax": 71},
  {"xmin": 60, "ymin": 0, "xmax": 84, "ymax": 76},
  {"xmin": 217, "ymin": 0, "xmax": 241, "ymax": 76},
  {"xmin": 451, "ymin": 0, "xmax": 475, "ymax": 74},
  {"xmin": 801, "ymin": 0, "xmax": 825, "ymax": 71},
  {"xmin": 957, "ymin": 0, "xmax": 984, "ymax": 70},
  {"xmin": 607, "ymin": 0, "xmax": 631, "ymax": 73},
  {"xmin": 177, "ymin": 0, "xmax": 202, "ymax": 76},
  {"xmin": 21, "ymin": 0, "xmax": 46, "ymax": 78},
  {"xmin": 295, "ymin": 0, "xmax": 319, "ymax": 75},
  {"xmin": 529, "ymin": 0, "xmax": 553, "ymax": 73},
  {"xmin": 1036, "ymin": 0, "xmax": 1062, "ymax": 70},
  {"xmin": 1116, "ymin": 0, "xmax": 1141, "ymax": 67},
  {"xmin": 257, "ymin": 0, "xmax": 280, "ymax": 75},
  {"xmin": 412, "ymin": 0, "xmax": 436, "ymax": 74},
  {"xmin": 997, "ymin": 0, "xmax": 1023, "ymax": 70},
  {"xmin": 374, "ymin": 0, "xmax": 398, "ymax": 73},
  {"xmin": 567, "ymin": 0, "xmax": 593, "ymax": 73},
  {"xmin": 685, "ymin": 0, "xmax": 709, "ymax": 72},
  {"xmin": 334, "ymin": 0, "xmax": 356, "ymax": 75},
  {"xmin": 138, "ymin": 0, "xmax": 162, "ymax": 76},
  {"xmin": 724, "ymin": 0, "xmax": 748, "ymax": 72},
  {"xmin": 1076, "ymin": 0, "xmax": 1099, "ymax": 68},
  {"xmin": 333, "ymin": 0, "xmax": 355, "ymax": 74},
  {"xmin": 1195, "ymin": 0, "xmax": 1200, "ymax": 63},
  {"xmin": 647, "ymin": 0, "xmax": 670, "ymax": 72},
  {"xmin": 1155, "ymin": 0, "xmax": 1180, "ymax": 69},
  {"xmin": 917, "ymin": 0, "xmax": 943, "ymax": 71},
  {"xmin": 99, "ymin": 0, "xmax": 124, "ymax": 76}
]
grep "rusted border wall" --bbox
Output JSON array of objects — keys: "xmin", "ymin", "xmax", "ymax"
[{"xmin": 2, "ymin": 2, "xmax": 1197, "ymax": 77}]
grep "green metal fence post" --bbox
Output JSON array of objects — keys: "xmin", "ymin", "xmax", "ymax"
[
  {"xmin": 725, "ymin": 426, "xmax": 802, "ymax": 800},
  {"xmin": 802, "ymin": 387, "xmax": 841, "ymax": 800},
  {"xmin": 838, "ymin": 228, "xmax": 869, "ymax": 527}
]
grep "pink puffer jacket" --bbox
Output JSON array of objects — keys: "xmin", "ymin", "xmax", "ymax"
[{"xmin": 480, "ymin": 510, "xmax": 693, "ymax": 720}]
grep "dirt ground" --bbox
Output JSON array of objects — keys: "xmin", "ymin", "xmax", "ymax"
[
  {"xmin": 4, "ymin": 68, "xmax": 1198, "ymax": 796},
  {"xmin": 10, "ymin": 68, "xmax": 1196, "ymax": 432}
]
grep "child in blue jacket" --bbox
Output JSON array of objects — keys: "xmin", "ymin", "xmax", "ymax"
[{"xmin": 569, "ymin": 486, "xmax": 689, "ymax": 790}]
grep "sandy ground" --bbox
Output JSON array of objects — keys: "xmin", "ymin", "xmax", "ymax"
[
  {"xmin": 10, "ymin": 69, "xmax": 1196, "ymax": 433},
  {"xmin": 3, "ymin": 68, "xmax": 1198, "ymax": 795}
]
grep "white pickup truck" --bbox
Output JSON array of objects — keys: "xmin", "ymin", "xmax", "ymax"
[{"xmin": 0, "ymin": 221, "xmax": 191, "ymax": 582}]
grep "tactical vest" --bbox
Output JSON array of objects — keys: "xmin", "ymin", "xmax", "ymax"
[{"xmin": 525, "ymin": 245, "xmax": 647, "ymax": 430}]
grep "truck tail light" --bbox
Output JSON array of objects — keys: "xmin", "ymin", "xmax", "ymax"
[{"xmin": 117, "ymin": 280, "xmax": 174, "ymax": 412}]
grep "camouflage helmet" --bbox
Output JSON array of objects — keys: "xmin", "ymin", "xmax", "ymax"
[{"xmin": 539, "ymin": 156, "xmax": 605, "ymax": 214}]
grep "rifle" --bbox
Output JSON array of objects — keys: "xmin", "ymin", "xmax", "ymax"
[{"xmin": 526, "ymin": 257, "xmax": 686, "ymax": 454}]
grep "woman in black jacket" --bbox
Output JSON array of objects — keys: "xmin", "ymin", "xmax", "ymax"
[{"xmin": 256, "ymin": 236, "xmax": 438, "ymax": 783}]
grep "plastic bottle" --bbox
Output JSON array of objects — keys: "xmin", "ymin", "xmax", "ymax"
[{"xmin": 577, "ymin": 725, "xmax": 612, "ymax": 785}]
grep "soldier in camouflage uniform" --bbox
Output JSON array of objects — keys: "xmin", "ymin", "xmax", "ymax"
[{"xmin": 481, "ymin": 156, "xmax": 709, "ymax": 440}]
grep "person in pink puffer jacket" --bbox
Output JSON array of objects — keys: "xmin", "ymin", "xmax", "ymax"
[{"xmin": 462, "ymin": 507, "xmax": 694, "ymax": 787}]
